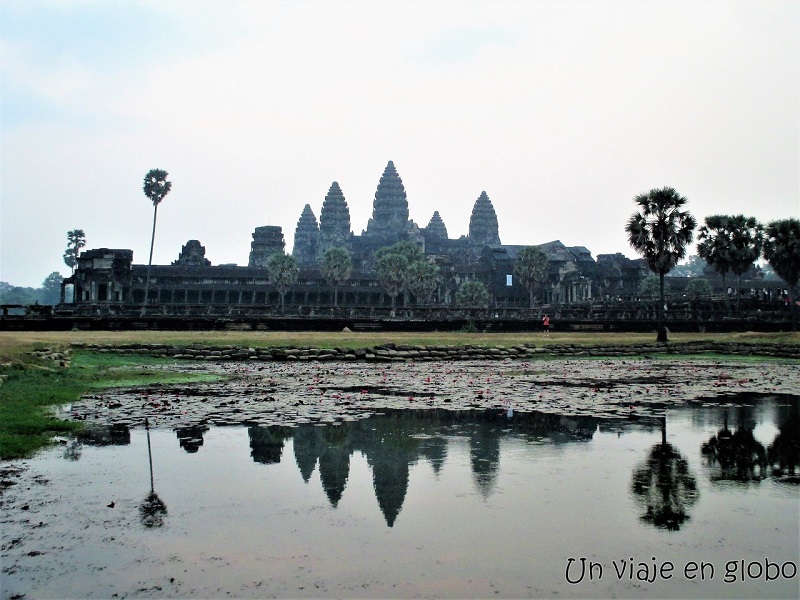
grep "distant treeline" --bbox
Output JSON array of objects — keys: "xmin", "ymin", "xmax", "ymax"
[{"xmin": 0, "ymin": 272, "xmax": 64, "ymax": 305}]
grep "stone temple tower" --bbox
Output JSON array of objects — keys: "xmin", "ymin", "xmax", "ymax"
[
  {"xmin": 292, "ymin": 204, "xmax": 320, "ymax": 267},
  {"xmin": 364, "ymin": 161, "xmax": 411, "ymax": 242},
  {"xmin": 468, "ymin": 191, "xmax": 500, "ymax": 246},
  {"xmin": 248, "ymin": 226, "xmax": 285, "ymax": 267},
  {"xmin": 319, "ymin": 181, "xmax": 352, "ymax": 252}
]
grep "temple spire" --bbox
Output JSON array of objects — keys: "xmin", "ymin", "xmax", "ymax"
[
  {"xmin": 319, "ymin": 181, "xmax": 352, "ymax": 251},
  {"xmin": 468, "ymin": 191, "xmax": 500, "ymax": 246},
  {"xmin": 365, "ymin": 160, "xmax": 410, "ymax": 239},
  {"xmin": 425, "ymin": 211, "xmax": 448, "ymax": 239},
  {"xmin": 292, "ymin": 204, "xmax": 320, "ymax": 266}
]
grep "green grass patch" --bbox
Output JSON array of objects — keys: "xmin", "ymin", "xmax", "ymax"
[{"xmin": 0, "ymin": 351, "xmax": 222, "ymax": 460}]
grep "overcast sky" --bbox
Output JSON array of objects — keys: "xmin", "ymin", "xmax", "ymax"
[{"xmin": 1, "ymin": 0, "xmax": 798, "ymax": 288}]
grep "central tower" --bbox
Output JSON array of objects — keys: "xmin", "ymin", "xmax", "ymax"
[{"xmin": 364, "ymin": 160, "xmax": 411, "ymax": 242}]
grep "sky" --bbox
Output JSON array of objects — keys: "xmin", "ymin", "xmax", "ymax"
[{"xmin": 1, "ymin": 0, "xmax": 798, "ymax": 288}]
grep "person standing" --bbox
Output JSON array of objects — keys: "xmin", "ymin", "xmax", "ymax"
[{"xmin": 542, "ymin": 314, "xmax": 550, "ymax": 336}]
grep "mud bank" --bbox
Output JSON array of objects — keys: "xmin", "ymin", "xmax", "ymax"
[
  {"xmin": 64, "ymin": 357, "xmax": 800, "ymax": 430},
  {"xmin": 75, "ymin": 340, "xmax": 800, "ymax": 361}
]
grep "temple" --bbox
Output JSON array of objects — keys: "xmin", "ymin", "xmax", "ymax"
[{"xmin": 63, "ymin": 160, "xmax": 648, "ymax": 312}]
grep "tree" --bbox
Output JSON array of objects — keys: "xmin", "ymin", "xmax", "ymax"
[
  {"xmin": 685, "ymin": 278, "xmax": 712, "ymax": 303},
  {"xmin": 40, "ymin": 272, "xmax": 63, "ymax": 305},
  {"xmin": 631, "ymin": 418, "xmax": 699, "ymax": 531},
  {"xmin": 63, "ymin": 229, "xmax": 86, "ymax": 274},
  {"xmin": 697, "ymin": 215, "xmax": 733, "ymax": 295},
  {"xmin": 142, "ymin": 169, "xmax": 172, "ymax": 308},
  {"xmin": 762, "ymin": 218, "xmax": 800, "ymax": 330},
  {"xmin": 375, "ymin": 241, "xmax": 424, "ymax": 306},
  {"xmin": 698, "ymin": 215, "xmax": 763, "ymax": 310},
  {"xmin": 266, "ymin": 252, "xmax": 298, "ymax": 313},
  {"xmin": 408, "ymin": 260, "xmax": 440, "ymax": 305},
  {"xmin": 321, "ymin": 246, "xmax": 352, "ymax": 308},
  {"xmin": 456, "ymin": 280, "xmax": 489, "ymax": 308},
  {"xmin": 514, "ymin": 246, "xmax": 548, "ymax": 308},
  {"xmin": 639, "ymin": 275, "xmax": 669, "ymax": 300},
  {"xmin": 727, "ymin": 216, "xmax": 763, "ymax": 310},
  {"xmin": 671, "ymin": 255, "xmax": 705, "ymax": 277},
  {"xmin": 625, "ymin": 187, "xmax": 696, "ymax": 342},
  {"xmin": 376, "ymin": 252, "xmax": 408, "ymax": 310}
]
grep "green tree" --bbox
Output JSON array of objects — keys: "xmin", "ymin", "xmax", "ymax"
[
  {"xmin": 321, "ymin": 246, "xmax": 352, "ymax": 308},
  {"xmin": 456, "ymin": 280, "xmax": 490, "ymax": 308},
  {"xmin": 639, "ymin": 275, "xmax": 670, "ymax": 300},
  {"xmin": 685, "ymin": 278, "xmax": 712, "ymax": 303},
  {"xmin": 763, "ymin": 218, "xmax": 800, "ymax": 330},
  {"xmin": 266, "ymin": 252, "xmax": 299, "ymax": 313},
  {"xmin": 408, "ymin": 260, "xmax": 440, "ymax": 305},
  {"xmin": 375, "ymin": 241, "xmax": 424, "ymax": 306},
  {"xmin": 514, "ymin": 246, "xmax": 548, "ymax": 308},
  {"xmin": 727, "ymin": 216, "xmax": 763, "ymax": 301},
  {"xmin": 63, "ymin": 229, "xmax": 86, "ymax": 274},
  {"xmin": 142, "ymin": 169, "xmax": 172, "ymax": 308},
  {"xmin": 697, "ymin": 215, "xmax": 733, "ymax": 294},
  {"xmin": 376, "ymin": 252, "xmax": 408, "ymax": 309},
  {"xmin": 625, "ymin": 187, "xmax": 696, "ymax": 342},
  {"xmin": 698, "ymin": 215, "xmax": 763, "ymax": 310},
  {"xmin": 40, "ymin": 272, "xmax": 63, "ymax": 305},
  {"xmin": 671, "ymin": 255, "xmax": 705, "ymax": 277},
  {"xmin": 0, "ymin": 282, "xmax": 37, "ymax": 305}
]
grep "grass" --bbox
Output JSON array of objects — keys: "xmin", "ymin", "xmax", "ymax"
[
  {"xmin": 1, "ymin": 329, "xmax": 797, "ymax": 460},
  {"xmin": 2, "ymin": 330, "xmax": 798, "ymax": 365},
  {"xmin": 0, "ymin": 350, "xmax": 223, "ymax": 460}
]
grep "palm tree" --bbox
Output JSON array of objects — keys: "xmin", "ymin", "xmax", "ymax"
[
  {"xmin": 625, "ymin": 187, "xmax": 696, "ymax": 342},
  {"xmin": 699, "ymin": 215, "xmax": 763, "ymax": 311},
  {"xmin": 321, "ymin": 246, "xmax": 352, "ymax": 308},
  {"xmin": 514, "ymin": 246, "xmax": 548, "ymax": 308},
  {"xmin": 408, "ymin": 260, "xmax": 440, "ymax": 305},
  {"xmin": 63, "ymin": 229, "xmax": 86, "ymax": 274},
  {"xmin": 631, "ymin": 418, "xmax": 699, "ymax": 531},
  {"xmin": 697, "ymin": 215, "xmax": 733, "ymax": 300},
  {"xmin": 375, "ymin": 241, "xmax": 423, "ymax": 306},
  {"xmin": 727, "ymin": 216, "xmax": 763, "ymax": 311},
  {"xmin": 266, "ymin": 252, "xmax": 299, "ymax": 313},
  {"xmin": 763, "ymin": 218, "xmax": 800, "ymax": 330},
  {"xmin": 142, "ymin": 169, "xmax": 172, "ymax": 309},
  {"xmin": 376, "ymin": 252, "xmax": 408, "ymax": 310}
]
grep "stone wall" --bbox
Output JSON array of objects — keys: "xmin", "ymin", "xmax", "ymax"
[{"xmin": 73, "ymin": 341, "xmax": 800, "ymax": 362}]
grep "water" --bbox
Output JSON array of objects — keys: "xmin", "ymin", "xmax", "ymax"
[{"xmin": 2, "ymin": 397, "xmax": 798, "ymax": 599}]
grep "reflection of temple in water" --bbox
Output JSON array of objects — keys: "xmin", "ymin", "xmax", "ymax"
[
  {"xmin": 249, "ymin": 409, "xmax": 607, "ymax": 527},
  {"xmin": 176, "ymin": 425, "xmax": 209, "ymax": 453}
]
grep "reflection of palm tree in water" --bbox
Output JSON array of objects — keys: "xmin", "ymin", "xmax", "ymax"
[
  {"xmin": 632, "ymin": 417, "xmax": 698, "ymax": 530},
  {"xmin": 139, "ymin": 418, "xmax": 168, "ymax": 528},
  {"xmin": 701, "ymin": 412, "xmax": 767, "ymax": 482},
  {"xmin": 767, "ymin": 408, "xmax": 800, "ymax": 482}
]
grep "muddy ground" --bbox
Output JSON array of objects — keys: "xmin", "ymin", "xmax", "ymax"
[{"xmin": 64, "ymin": 356, "xmax": 800, "ymax": 428}]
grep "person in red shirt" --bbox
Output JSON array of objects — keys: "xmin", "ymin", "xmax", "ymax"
[{"xmin": 542, "ymin": 314, "xmax": 550, "ymax": 336}]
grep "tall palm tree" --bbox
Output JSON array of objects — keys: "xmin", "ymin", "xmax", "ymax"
[
  {"xmin": 321, "ymin": 246, "xmax": 352, "ymax": 308},
  {"xmin": 266, "ymin": 252, "xmax": 299, "ymax": 313},
  {"xmin": 514, "ymin": 246, "xmax": 548, "ymax": 308},
  {"xmin": 625, "ymin": 187, "xmax": 696, "ymax": 342},
  {"xmin": 63, "ymin": 229, "xmax": 86, "ymax": 274},
  {"xmin": 142, "ymin": 169, "xmax": 172, "ymax": 309},
  {"xmin": 763, "ymin": 218, "xmax": 800, "ymax": 330}
]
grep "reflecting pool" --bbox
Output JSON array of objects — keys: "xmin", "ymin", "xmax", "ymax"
[{"xmin": 2, "ymin": 395, "xmax": 798, "ymax": 599}]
